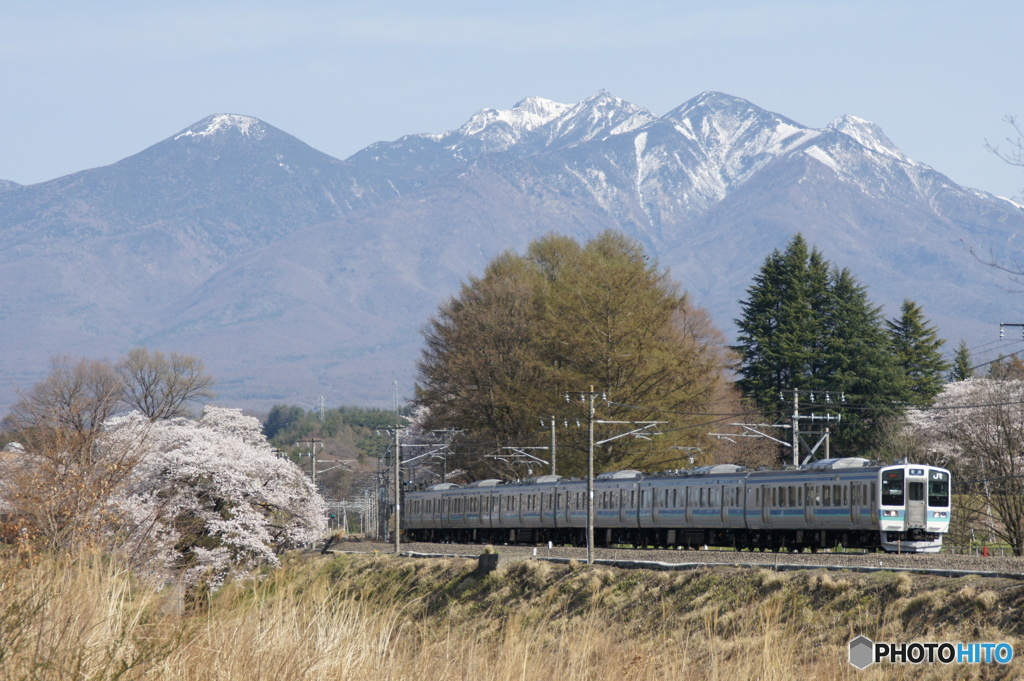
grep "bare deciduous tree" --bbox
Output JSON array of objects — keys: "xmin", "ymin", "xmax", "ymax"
[
  {"xmin": 118, "ymin": 347, "xmax": 215, "ymax": 420},
  {"xmin": 0, "ymin": 356, "xmax": 141, "ymax": 552}
]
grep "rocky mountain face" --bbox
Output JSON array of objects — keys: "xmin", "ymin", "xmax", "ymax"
[{"xmin": 1, "ymin": 93, "xmax": 1022, "ymax": 413}]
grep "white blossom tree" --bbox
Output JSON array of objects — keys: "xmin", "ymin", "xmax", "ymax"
[
  {"xmin": 906, "ymin": 378, "xmax": 1024, "ymax": 553},
  {"xmin": 105, "ymin": 407, "xmax": 327, "ymax": 586}
]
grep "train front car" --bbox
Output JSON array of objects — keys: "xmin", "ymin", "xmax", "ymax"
[{"xmin": 878, "ymin": 464, "xmax": 951, "ymax": 553}]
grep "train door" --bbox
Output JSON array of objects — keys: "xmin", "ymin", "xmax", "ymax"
[
  {"xmin": 804, "ymin": 483, "xmax": 814, "ymax": 525},
  {"xmin": 907, "ymin": 479, "xmax": 926, "ymax": 528},
  {"xmin": 761, "ymin": 485, "xmax": 771, "ymax": 527},
  {"xmin": 685, "ymin": 486, "xmax": 693, "ymax": 524},
  {"xmin": 850, "ymin": 483, "xmax": 859, "ymax": 526},
  {"xmin": 720, "ymin": 485, "xmax": 728, "ymax": 524}
]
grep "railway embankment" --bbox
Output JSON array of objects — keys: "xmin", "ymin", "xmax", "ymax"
[
  {"xmin": 4, "ymin": 548, "xmax": 1023, "ymax": 679},
  {"xmin": 308, "ymin": 548, "xmax": 1024, "ymax": 678}
]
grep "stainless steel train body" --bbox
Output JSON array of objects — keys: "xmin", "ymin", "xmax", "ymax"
[{"xmin": 402, "ymin": 458, "xmax": 951, "ymax": 553}]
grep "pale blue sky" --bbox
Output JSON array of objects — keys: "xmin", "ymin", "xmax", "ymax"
[{"xmin": 3, "ymin": 1, "xmax": 1022, "ymax": 198}]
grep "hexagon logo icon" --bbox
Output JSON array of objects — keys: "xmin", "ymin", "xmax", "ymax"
[{"xmin": 849, "ymin": 635, "xmax": 875, "ymax": 669}]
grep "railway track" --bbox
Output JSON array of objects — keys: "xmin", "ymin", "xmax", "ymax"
[{"xmin": 333, "ymin": 540, "xmax": 1024, "ymax": 579}]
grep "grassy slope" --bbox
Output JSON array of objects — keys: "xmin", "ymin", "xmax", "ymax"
[{"xmin": 2, "ymin": 551, "xmax": 1022, "ymax": 680}]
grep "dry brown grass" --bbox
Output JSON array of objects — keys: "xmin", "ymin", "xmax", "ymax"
[{"xmin": 1, "ymin": 551, "xmax": 1022, "ymax": 680}]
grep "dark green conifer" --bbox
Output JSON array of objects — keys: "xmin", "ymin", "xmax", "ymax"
[{"xmin": 886, "ymin": 299, "xmax": 950, "ymax": 407}]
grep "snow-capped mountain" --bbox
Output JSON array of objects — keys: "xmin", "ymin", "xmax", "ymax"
[{"xmin": 1, "ymin": 91, "xmax": 1021, "ymax": 413}]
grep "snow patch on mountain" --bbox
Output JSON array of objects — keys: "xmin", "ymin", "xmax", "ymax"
[
  {"xmin": 175, "ymin": 114, "xmax": 266, "ymax": 141},
  {"xmin": 803, "ymin": 145, "xmax": 841, "ymax": 173}
]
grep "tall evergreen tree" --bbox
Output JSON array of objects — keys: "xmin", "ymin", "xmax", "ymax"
[
  {"xmin": 949, "ymin": 340, "xmax": 974, "ymax": 381},
  {"xmin": 734, "ymin": 234, "xmax": 907, "ymax": 453},
  {"xmin": 733, "ymin": 234, "xmax": 827, "ymax": 406},
  {"xmin": 820, "ymin": 268, "xmax": 906, "ymax": 449},
  {"xmin": 886, "ymin": 299, "xmax": 949, "ymax": 407}
]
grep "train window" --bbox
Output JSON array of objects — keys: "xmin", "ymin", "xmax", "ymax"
[
  {"xmin": 881, "ymin": 470, "xmax": 905, "ymax": 506},
  {"xmin": 908, "ymin": 481, "xmax": 924, "ymax": 502},
  {"xmin": 929, "ymin": 472, "xmax": 950, "ymax": 507},
  {"xmin": 842, "ymin": 486, "xmax": 848, "ymax": 506},
  {"xmin": 788, "ymin": 487, "xmax": 795, "ymax": 507},
  {"xmin": 755, "ymin": 488, "xmax": 761, "ymax": 506},
  {"xmin": 672, "ymin": 489, "xmax": 679, "ymax": 507},
  {"xmin": 797, "ymin": 487, "xmax": 803, "ymax": 507},
  {"xmin": 822, "ymin": 486, "xmax": 831, "ymax": 506}
]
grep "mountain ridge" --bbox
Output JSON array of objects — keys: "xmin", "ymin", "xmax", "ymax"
[{"xmin": 1, "ymin": 91, "xmax": 1022, "ymax": 413}]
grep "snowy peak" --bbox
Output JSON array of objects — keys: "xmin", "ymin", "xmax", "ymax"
[
  {"xmin": 443, "ymin": 97, "xmax": 570, "ymax": 153},
  {"xmin": 174, "ymin": 114, "xmax": 268, "ymax": 142},
  {"xmin": 541, "ymin": 90, "xmax": 655, "ymax": 148},
  {"xmin": 828, "ymin": 114, "xmax": 908, "ymax": 162},
  {"xmin": 664, "ymin": 91, "xmax": 814, "ymax": 150},
  {"xmin": 508, "ymin": 96, "xmax": 572, "ymax": 129}
]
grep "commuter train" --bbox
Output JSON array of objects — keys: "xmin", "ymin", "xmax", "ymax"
[{"xmin": 402, "ymin": 458, "xmax": 951, "ymax": 553}]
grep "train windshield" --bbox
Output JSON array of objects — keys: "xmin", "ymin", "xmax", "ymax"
[
  {"xmin": 881, "ymin": 469, "xmax": 905, "ymax": 506},
  {"xmin": 928, "ymin": 471, "xmax": 950, "ymax": 507}
]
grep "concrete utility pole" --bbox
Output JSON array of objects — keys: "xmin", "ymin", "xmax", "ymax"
[
  {"xmin": 295, "ymin": 437, "xmax": 323, "ymax": 486},
  {"xmin": 394, "ymin": 425, "xmax": 401, "ymax": 555},
  {"xmin": 565, "ymin": 388, "xmax": 665, "ymax": 565},
  {"xmin": 587, "ymin": 389, "xmax": 596, "ymax": 565},
  {"xmin": 781, "ymin": 389, "xmax": 842, "ymax": 465},
  {"xmin": 792, "ymin": 390, "xmax": 799, "ymax": 466},
  {"xmin": 547, "ymin": 416, "xmax": 555, "ymax": 475}
]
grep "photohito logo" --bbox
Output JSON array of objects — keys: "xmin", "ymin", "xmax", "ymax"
[{"xmin": 849, "ymin": 635, "xmax": 1013, "ymax": 669}]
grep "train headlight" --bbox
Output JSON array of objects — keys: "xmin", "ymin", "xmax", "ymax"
[
  {"xmin": 883, "ymin": 510, "xmax": 900, "ymax": 517},
  {"xmin": 933, "ymin": 511, "xmax": 948, "ymax": 518}
]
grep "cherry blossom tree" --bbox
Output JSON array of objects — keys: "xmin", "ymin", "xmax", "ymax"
[
  {"xmin": 104, "ymin": 407, "xmax": 327, "ymax": 586},
  {"xmin": 906, "ymin": 378, "xmax": 1024, "ymax": 553}
]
